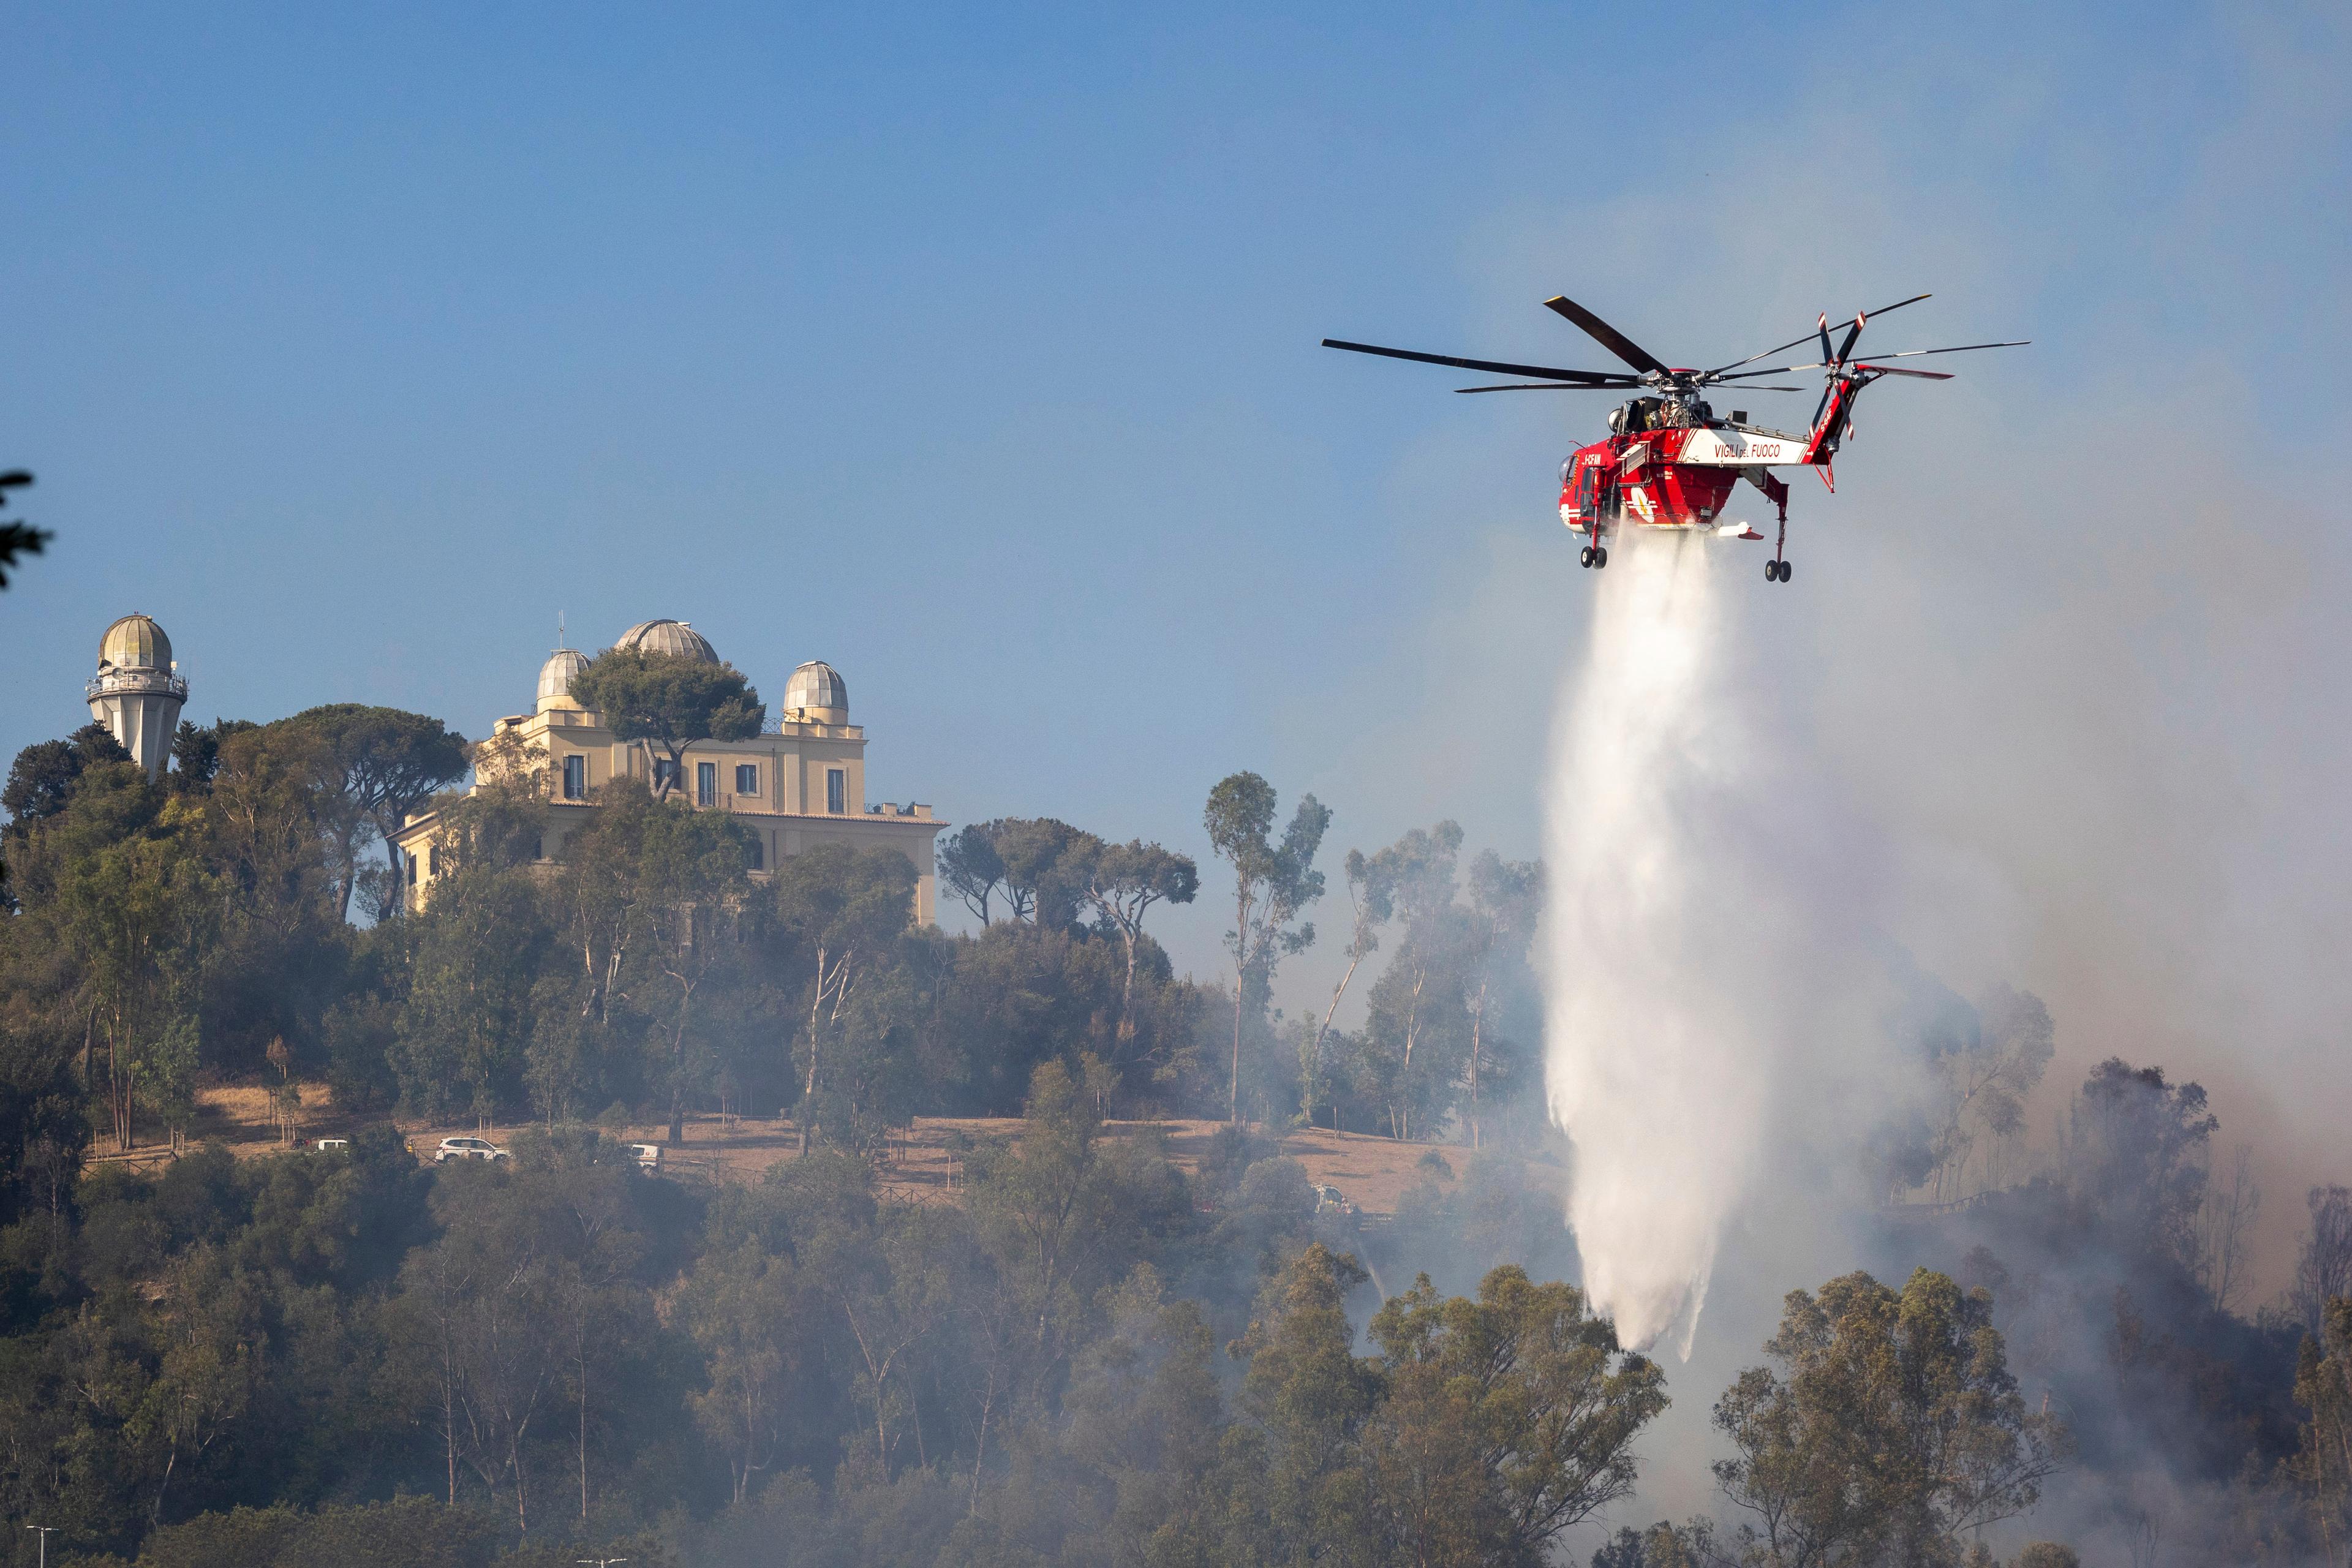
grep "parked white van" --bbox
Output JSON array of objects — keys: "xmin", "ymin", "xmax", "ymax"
[{"xmin": 628, "ymin": 1143, "xmax": 662, "ymax": 1171}]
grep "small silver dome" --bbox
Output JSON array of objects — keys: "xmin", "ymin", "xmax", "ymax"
[
  {"xmin": 783, "ymin": 660, "xmax": 848, "ymax": 721},
  {"xmin": 537, "ymin": 647, "xmax": 590, "ymax": 709},
  {"xmin": 615, "ymin": 619, "xmax": 719, "ymax": 663}
]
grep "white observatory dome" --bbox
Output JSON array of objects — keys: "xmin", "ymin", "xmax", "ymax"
[
  {"xmin": 537, "ymin": 647, "xmax": 590, "ymax": 711},
  {"xmin": 783, "ymin": 660, "xmax": 848, "ymax": 724},
  {"xmin": 615, "ymin": 619, "xmax": 719, "ymax": 663},
  {"xmin": 98, "ymin": 613, "xmax": 173, "ymax": 672}
]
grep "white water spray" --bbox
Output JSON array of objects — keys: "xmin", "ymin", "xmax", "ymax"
[{"xmin": 1543, "ymin": 533, "xmax": 1874, "ymax": 1357}]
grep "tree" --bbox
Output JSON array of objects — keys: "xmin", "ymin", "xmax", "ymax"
[
  {"xmin": 284, "ymin": 705, "xmax": 469, "ymax": 920},
  {"xmin": 1227, "ymin": 1241, "xmax": 1382, "ymax": 1562},
  {"xmin": 0, "ymin": 467, "xmax": 45, "ymax": 590},
  {"xmin": 937, "ymin": 821, "xmax": 1009, "ymax": 924},
  {"xmin": 2294, "ymin": 1185, "xmax": 2352, "ymax": 1334},
  {"xmin": 2198, "ymin": 1143, "xmax": 2261, "ymax": 1315},
  {"xmin": 1924, "ymin": 986, "xmax": 2056, "ymax": 1200},
  {"xmin": 565, "ymin": 648, "xmax": 764, "ymax": 802},
  {"xmin": 50, "ymin": 772, "xmax": 216, "ymax": 1150},
  {"xmin": 633, "ymin": 799, "xmax": 757, "ymax": 1144},
  {"xmin": 1462, "ymin": 850, "xmax": 1541, "ymax": 1148},
  {"xmin": 682, "ymin": 1226, "xmax": 808, "ymax": 1504},
  {"xmin": 5, "ymin": 724, "xmax": 132, "ymax": 828},
  {"xmin": 1299, "ymin": 845, "xmax": 1393, "ymax": 1131},
  {"xmin": 1363, "ymin": 1265, "xmax": 1668, "ymax": 1566},
  {"xmin": 2065, "ymin": 1058, "xmax": 2218, "ymax": 1272},
  {"xmin": 167, "ymin": 720, "xmax": 243, "ymax": 795},
  {"xmin": 995, "ymin": 817, "xmax": 1084, "ymax": 926},
  {"xmin": 1356, "ymin": 822, "xmax": 1467, "ymax": 1141},
  {"xmin": 758, "ymin": 843, "xmax": 917, "ymax": 1150},
  {"xmin": 1202, "ymin": 772, "xmax": 1329, "ymax": 1124},
  {"xmin": 391, "ymin": 867, "xmax": 553, "ymax": 1122},
  {"xmin": 2291, "ymin": 1295, "xmax": 2352, "ymax": 1565},
  {"xmin": 1072, "ymin": 837, "xmax": 1198, "ymax": 1050},
  {"xmin": 1712, "ymin": 1268, "xmax": 2067, "ymax": 1567}
]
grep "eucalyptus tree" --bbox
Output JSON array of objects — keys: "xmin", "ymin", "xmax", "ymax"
[
  {"xmin": 1712, "ymin": 1268, "xmax": 2067, "ymax": 1565},
  {"xmin": 1462, "ymin": 850, "xmax": 1543, "ymax": 1148},
  {"xmin": 1202, "ymin": 772, "xmax": 1329, "ymax": 1124},
  {"xmin": 1355, "ymin": 821, "xmax": 1468, "ymax": 1140},
  {"xmin": 756, "ymin": 842, "xmax": 918, "ymax": 1150}
]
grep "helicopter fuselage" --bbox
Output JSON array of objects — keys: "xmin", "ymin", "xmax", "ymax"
[{"xmin": 1558, "ymin": 417, "xmax": 1804, "ymax": 541}]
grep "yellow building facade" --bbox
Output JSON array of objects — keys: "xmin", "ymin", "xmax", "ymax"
[{"xmin": 394, "ymin": 619, "xmax": 942, "ymax": 922}]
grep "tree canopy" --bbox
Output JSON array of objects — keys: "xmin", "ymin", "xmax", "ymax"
[{"xmin": 565, "ymin": 649, "xmax": 765, "ymax": 801}]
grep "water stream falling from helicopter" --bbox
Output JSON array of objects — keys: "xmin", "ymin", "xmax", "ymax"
[{"xmin": 1539, "ymin": 529, "xmax": 1883, "ymax": 1357}]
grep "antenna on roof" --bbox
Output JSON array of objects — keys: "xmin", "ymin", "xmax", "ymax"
[{"xmin": 557, "ymin": 611, "xmax": 567, "ymax": 651}]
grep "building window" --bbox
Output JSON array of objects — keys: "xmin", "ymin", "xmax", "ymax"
[
  {"xmin": 750, "ymin": 839, "xmax": 764, "ymax": 870},
  {"xmin": 736, "ymin": 763, "xmax": 758, "ymax": 796},
  {"xmin": 653, "ymin": 758, "xmax": 680, "ymax": 794},
  {"xmin": 826, "ymin": 768, "xmax": 846, "ymax": 815},
  {"xmin": 426, "ymin": 847, "xmax": 438, "ymax": 876},
  {"xmin": 696, "ymin": 761, "xmax": 717, "ymax": 805},
  {"xmin": 406, "ymin": 851, "xmax": 418, "ymax": 886},
  {"xmin": 562, "ymin": 755, "xmax": 585, "ymax": 799}
]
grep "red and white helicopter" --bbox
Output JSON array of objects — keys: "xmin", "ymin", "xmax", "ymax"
[{"xmin": 1324, "ymin": 293, "xmax": 2024, "ymax": 582}]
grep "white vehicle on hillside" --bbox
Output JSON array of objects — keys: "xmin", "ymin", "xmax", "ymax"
[{"xmin": 434, "ymin": 1136, "xmax": 509, "ymax": 1164}]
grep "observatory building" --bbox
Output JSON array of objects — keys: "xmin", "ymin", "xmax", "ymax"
[
  {"xmin": 393, "ymin": 619, "xmax": 943, "ymax": 923},
  {"xmin": 86, "ymin": 614, "xmax": 187, "ymax": 781}
]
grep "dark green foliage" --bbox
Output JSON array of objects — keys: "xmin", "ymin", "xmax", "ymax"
[
  {"xmin": 0, "ymin": 469, "xmax": 43, "ymax": 589},
  {"xmin": 565, "ymin": 650, "xmax": 763, "ymax": 803},
  {"xmin": 282, "ymin": 704, "xmax": 470, "ymax": 920},
  {"xmin": 131, "ymin": 1498, "xmax": 502, "ymax": 1568}
]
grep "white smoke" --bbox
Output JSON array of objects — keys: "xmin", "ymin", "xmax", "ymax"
[{"xmin": 1542, "ymin": 529, "xmax": 1896, "ymax": 1356}]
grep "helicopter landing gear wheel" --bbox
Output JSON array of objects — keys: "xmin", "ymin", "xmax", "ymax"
[
  {"xmin": 1767, "ymin": 558, "xmax": 1790, "ymax": 582},
  {"xmin": 1593, "ymin": 546, "xmax": 1608, "ymax": 568},
  {"xmin": 1579, "ymin": 546, "xmax": 1594, "ymax": 568},
  {"xmin": 1779, "ymin": 559, "xmax": 1792, "ymax": 582}
]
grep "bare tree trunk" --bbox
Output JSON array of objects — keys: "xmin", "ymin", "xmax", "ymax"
[
  {"xmin": 1469, "ymin": 975, "xmax": 1489, "ymax": 1149},
  {"xmin": 1229, "ymin": 956, "xmax": 1248, "ymax": 1125}
]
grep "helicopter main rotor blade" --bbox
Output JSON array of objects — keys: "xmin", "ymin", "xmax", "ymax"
[
  {"xmin": 1452, "ymin": 382, "xmax": 1644, "ymax": 393},
  {"xmin": 1855, "ymin": 366, "xmax": 1955, "ymax": 379},
  {"xmin": 1451, "ymin": 380, "xmax": 1807, "ymax": 393},
  {"xmin": 1322, "ymin": 338, "xmax": 1637, "ymax": 386},
  {"xmin": 1542, "ymin": 296, "xmax": 1670, "ymax": 375},
  {"xmin": 1848, "ymin": 341, "xmax": 2030, "ymax": 361},
  {"xmin": 1702, "ymin": 292, "xmax": 1934, "ymax": 378},
  {"xmin": 1719, "ymin": 340, "xmax": 2028, "ymax": 379}
]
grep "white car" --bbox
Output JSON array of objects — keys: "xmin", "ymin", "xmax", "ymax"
[
  {"xmin": 627, "ymin": 1142, "xmax": 662, "ymax": 1171},
  {"xmin": 434, "ymin": 1136, "xmax": 510, "ymax": 1164}
]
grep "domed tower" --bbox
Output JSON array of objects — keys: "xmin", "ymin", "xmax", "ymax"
[
  {"xmin": 614, "ymin": 619, "xmax": 719, "ymax": 663},
  {"xmin": 782, "ymin": 660, "xmax": 848, "ymax": 726},
  {"xmin": 537, "ymin": 647, "xmax": 590, "ymax": 713},
  {"xmin": 87, "ymin": 613, "xmax": 187, "ymax": 780}
]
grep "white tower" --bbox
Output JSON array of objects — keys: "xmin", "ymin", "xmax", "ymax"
[{"xmin": 87, "ymin": 614, "xmax": 187, "ymax": 780}]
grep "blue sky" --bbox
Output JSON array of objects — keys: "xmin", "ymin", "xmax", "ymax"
[{"xmin": 5, "ymin": 1, "xmax": 2349, "ymax": 1049}]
